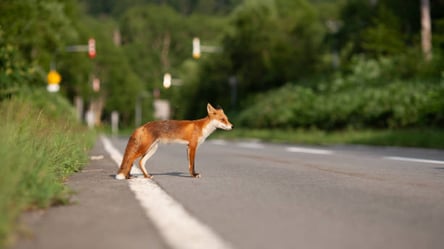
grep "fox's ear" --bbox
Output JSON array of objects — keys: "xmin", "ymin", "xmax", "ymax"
[
  {"xmin": 207, "ymin": 103, "xmax": 216, "ymax": 113},
  {"xmin": 216, "ymin": 104, "xmax": 224, "ymax": 113}
]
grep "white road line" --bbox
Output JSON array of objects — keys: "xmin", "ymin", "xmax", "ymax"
[
  {"xmin": 236, "ymin": 142, "xmax": 265, "ymax": 149},
  {"xmin": 210, "ymin": 139, "xmax": 228, "ymax": 146},
  {"xmin": 286, "ymin": 146, "xmax": 333, "ymax": 155},
  {"xmin": 100, "ymin": 136, "xmax": 232, "ymax": 249},
  {"xmin": 384, "ymin": 156, "xmax": 444, "ymax": 165}
]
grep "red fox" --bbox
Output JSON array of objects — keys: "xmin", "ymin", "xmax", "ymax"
[{"xmin": 116, "ymin": 103, "xmax": 233, "ymax": 179}]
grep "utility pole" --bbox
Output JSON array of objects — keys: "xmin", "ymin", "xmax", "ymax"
[{"xmin": 421, "ymin": 0, "xmax": 432, "ymax": 61}]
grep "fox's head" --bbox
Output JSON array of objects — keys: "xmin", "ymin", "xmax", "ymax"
[{"xmin": 207, "ymin": 103, "xmax": 233, "ymax": 130}]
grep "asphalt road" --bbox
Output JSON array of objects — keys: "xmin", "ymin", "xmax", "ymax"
[{"xmin": 15, "ymin": 135, "xmax": 444, "ymax": 249}]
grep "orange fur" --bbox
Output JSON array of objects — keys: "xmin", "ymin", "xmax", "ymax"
[{"xmin": 116, "ymin": 103, "xmax": 233, "ymax": 179}]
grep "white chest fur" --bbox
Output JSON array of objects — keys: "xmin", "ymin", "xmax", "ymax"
[{"xmin": 198, "ymin": 119, "xmax": 218, "ymax": 145}]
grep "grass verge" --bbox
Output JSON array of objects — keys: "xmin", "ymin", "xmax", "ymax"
[
  {"xmin": 212, "ymin": 128, "xmax": 444, "ymax": 149},
  {"xmin": 0, "ymin": 90, "xmax": 95, "ymax": 247}
]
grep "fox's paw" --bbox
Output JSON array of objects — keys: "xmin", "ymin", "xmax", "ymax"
[
  {"xmin": 115, "ymin": 173, "xmax": 126, "ymax": 180},
  {"xmin": 192, "ymin": 173, "xmax": 201, "ymax": 178}
]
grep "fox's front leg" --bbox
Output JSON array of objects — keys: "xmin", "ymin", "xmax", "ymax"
[{"xmin": 187, "ymin": 144, "xmax": 200, "ymax": 178}]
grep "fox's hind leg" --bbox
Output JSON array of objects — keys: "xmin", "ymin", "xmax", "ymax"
[
  {"xmin": 139, "ymin": 141, "xmax": 159, "ymax": 178},
  {"xmin": 116, "ymin": 131, "xmax": 147, "ymax": 179},
  {"xmin": 116, "ymin": 152, "xmax": 140, "ymax": 179}
]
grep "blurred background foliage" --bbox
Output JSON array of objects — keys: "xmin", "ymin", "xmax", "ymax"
[{"xmin": 1, "ymin": 0, "xmax": 443, "ymax": 130}]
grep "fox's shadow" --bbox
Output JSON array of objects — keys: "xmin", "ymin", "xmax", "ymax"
[
  {"xmin": 151, "ymin": 171, "xmax": 192, "ymax": 178},
  {"xmin": 109, "ymin": 171, "xmax": 192, "ymax": 179}
]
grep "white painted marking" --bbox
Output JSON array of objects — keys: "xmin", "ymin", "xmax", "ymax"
[
  {"xmin": 90, "ymin": 155, "xmax": 104, "ymax": 160},
  {"xmin": 210, "ymin": 139, "xmax": 228, "ymax": 146},
  {"xmin": 100, "ymin": 136, "xmax": 232, "ymax": 249},
  {"xmin": 384, "ymin": 156, "xmax": 444, "ymax": 165},
  {"xmin": 286, "ymin": 147, "xmax": 333, "ymax": 155},
  {"xmin": 101, "ymin": 136, "xmax": 122, "ymax": 165},
  {"xmin": 237, "ymin": 142, "xmax": 265, "ymax": 149}
]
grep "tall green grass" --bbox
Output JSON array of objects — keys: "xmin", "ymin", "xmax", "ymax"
[{"xmin": 0, "ymin": 90, "xmax": 95, "ymax": 247}]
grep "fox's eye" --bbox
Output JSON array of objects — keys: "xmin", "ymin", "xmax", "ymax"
[{"xmin": 220, "ymin": 118, "xmax": 226, "ymax": 122}]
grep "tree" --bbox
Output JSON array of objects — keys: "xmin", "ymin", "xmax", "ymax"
[
  {"xmin": 79, "ymin": 0, "xmax": 242, "ymax": 17},
  {"xmin": 0, "ymin": 0, "xmax": 79, "ymax": 67},
  {"xmin": 78, "ymin": 17, "xmax": 145, "ymax": 125},
  {"xmin": 120, "ymin": 5, "xmax": 189, "ymax": 88},
  {"xmin": 0, "ymin": 0, "xmax": 85, "ymax": 96},
  {"xmin": 361, "ymin": 6, "xmax": 407, "ymax": 56},
  {"xmin": 222, "ymin": 0, "xmax": 325, "ymax": 96},
  {"xmin": 173, "ymin": 0, "xmax": 329, "ymax": 118}
]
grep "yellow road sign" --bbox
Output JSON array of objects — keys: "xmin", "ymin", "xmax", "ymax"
[{"xmin": 47, "ymin": 70, "xmax": 61, "ymax": 84}]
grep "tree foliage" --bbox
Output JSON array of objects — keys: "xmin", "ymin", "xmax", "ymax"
[
  {"xmin": 224, "ymin": 0, "xmax": 324, "ymax": 94},
  {"xmin": 1, "ymin": 0, "xmax": 444, "ymax": 129},
  {"xmin": 0, "ymin": 0, "xmax": 80, "ymax": 96},
  {"xmin": 79, "ymin": 0, "xmax": 242, "ymax": 16},
  {"xmin": 237, "ymin": 57, "xmax": 444, "ymax": 129}
]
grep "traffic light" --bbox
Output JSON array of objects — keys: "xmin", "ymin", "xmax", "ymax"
[
  {"xmin": 163, "ymin": 73, "xmax": 172, "ymax": 88},
  {"xmin": 192, "ymin": 37, "xmax": 200, "ymax": 59},
  {"xmin": 88, "ymin": 38, "xmax": 96, "ymax": 59}
]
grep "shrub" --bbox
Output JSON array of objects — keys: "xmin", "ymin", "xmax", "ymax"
[{"xmin": 237, "ymin": 80, "xmax": 444, "ymax": 130}]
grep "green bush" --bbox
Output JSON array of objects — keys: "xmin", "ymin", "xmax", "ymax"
[
  {"xmin": 237, "ymin": 79, "xmax": 444, "ymax": 130},
  {"xmin": 0, "ymin": 90, "xmax": 95, "ymax": 247}
]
